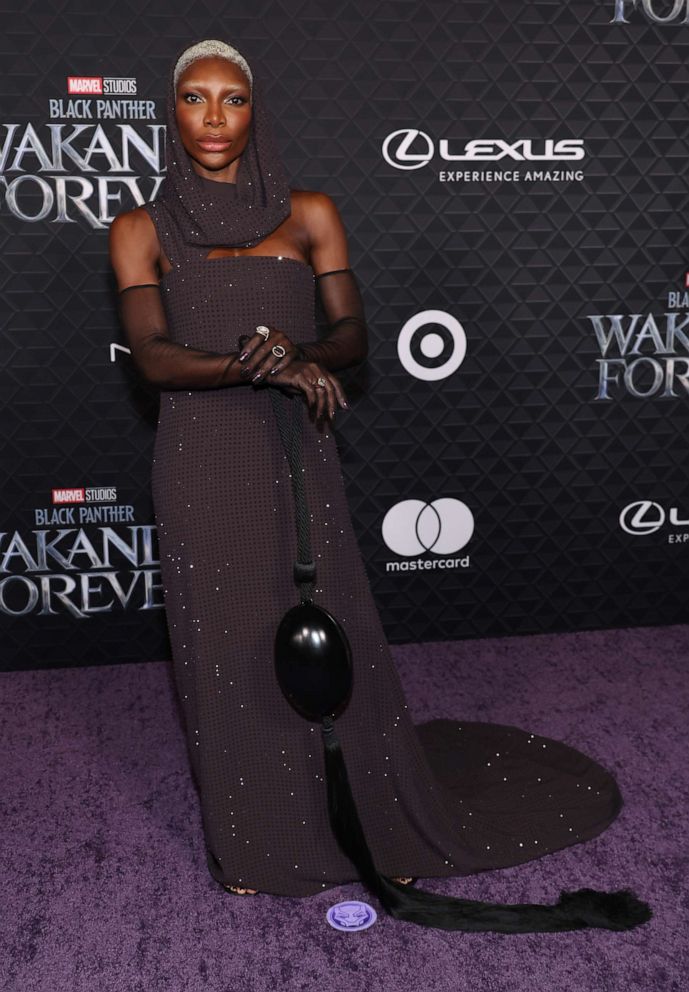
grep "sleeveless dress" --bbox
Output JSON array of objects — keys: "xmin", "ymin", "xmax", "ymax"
[{"xmin": 141, "ymin": 195, "xmax": 623, "ymax": 898}]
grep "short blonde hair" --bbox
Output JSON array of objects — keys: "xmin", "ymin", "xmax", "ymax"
[{"xmin": 173, "ymin": 39, "xmax": 253, "ymax": 103}]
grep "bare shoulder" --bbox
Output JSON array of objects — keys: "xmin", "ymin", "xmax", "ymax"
[
  {"xmin": 290, "ymin": 188, "xmax": 343, "ymax": 233},
  {"xmin": 109, "ymin": 204, "xmax": 160, "ymax": 288},
  {"xmin": 109, "ymin": 204, "xmax": 157, "ymax": 246},
  {"xmin": 289, "ymin": 189, "xmax": 349, "ymax": 272}
]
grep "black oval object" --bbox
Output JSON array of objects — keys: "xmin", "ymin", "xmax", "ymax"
[{"xmin": 274, "ymin": 600, "xmax": 353, "ymax": 721}]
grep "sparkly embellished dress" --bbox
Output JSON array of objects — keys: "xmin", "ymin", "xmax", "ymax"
[{"xmin": 141, "ymin": 192, "xmax": 623, "ymax": 898}]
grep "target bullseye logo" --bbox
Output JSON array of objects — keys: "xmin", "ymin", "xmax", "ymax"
[
  {"xmin": 397, "ymin": 310, "xmax": 467, "ymax": 381},
  {"xmin": 382, "ymin": 498, "xmax": 474, "ymax": 556}
]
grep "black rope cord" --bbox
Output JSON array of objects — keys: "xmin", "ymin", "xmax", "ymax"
[{"xmin": 267, "ymin": 388, "xmax": 316, "ymax": 602}]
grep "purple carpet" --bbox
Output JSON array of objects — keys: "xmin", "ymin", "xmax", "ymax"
[{"xmin": 2, "ymin": 623, "xmax": 686, "ymax": 991}]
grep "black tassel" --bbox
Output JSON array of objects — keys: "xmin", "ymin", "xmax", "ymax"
[
  {"xmin": 268, "ymin": 387, "xmax": 652, "ymax": 935},
  {"xmin": 321, "ymin": 716, "xmax": 652, "ymax": 934}
]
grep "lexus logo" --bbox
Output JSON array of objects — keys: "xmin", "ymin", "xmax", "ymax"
[
  {"xmin": 619, "ymin": 501, "xmax": 665, "ymax": 535},
  {"xmin": 397, "ymin": 310, "xmax": 467, "ymax": 381},
  {"xmin": 382, "ymin": 129, "xmax": 434, "ymax": 170},
  {"xmin": 619, "ymin": 500, "xmax": 689, "ymax": 535},
  {"xmin": 381, "ymin": 130, "xmax": 585, "ymax": 171},
  {"xmin": 382, "ymin": 498, "xmax": 474, "ymax": 556}
]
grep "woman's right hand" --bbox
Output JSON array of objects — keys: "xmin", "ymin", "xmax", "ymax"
[{"xmin": 269, "ymin": 358, "xmax": 348, "ymax": 422}]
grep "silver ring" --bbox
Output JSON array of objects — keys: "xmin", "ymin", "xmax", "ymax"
[
  {"xmin": 271, "ymin": 344, "xmax": 286, "ymax": 358},
  {"xmin": 256, "ymin": 325, "xmax": 270, "ymax": 340},
  {"xmin": 316, "ymin": 376, "xmax": 327, "ymax": 387}
]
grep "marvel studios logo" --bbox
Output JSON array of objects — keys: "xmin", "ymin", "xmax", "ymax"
[
  {"xmin": 52, "ymin": 487, "xmax": 118, "ymax": 504},
  {"xmin": 67, "ymin": 77, "xmax": 137, "ymax": 95}
]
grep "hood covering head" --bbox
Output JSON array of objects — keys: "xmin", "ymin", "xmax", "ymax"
[{"xmin": 156, "ymin": 38, "xmax": 292, "ymax": 248}]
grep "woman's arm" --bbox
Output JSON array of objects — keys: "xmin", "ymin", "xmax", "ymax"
[
  {"xmin": 297, "ymin": 193, "xmax": 369, "ymax": 373},
  {"xmin": 109, "ymin": 209, "xmax": 248, "ymax": 390}
]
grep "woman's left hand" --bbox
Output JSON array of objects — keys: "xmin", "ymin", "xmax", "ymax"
[{"xmin": 235, "ymin": 326, "xmax": 301, "ymax": 383}]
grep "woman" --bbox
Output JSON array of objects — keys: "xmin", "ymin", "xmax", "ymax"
[{"xmin": 109, "ymin": 39, "xmax": 650, "ymax": 932}]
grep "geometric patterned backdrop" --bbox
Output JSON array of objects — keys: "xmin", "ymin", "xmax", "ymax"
[{"xmin": 3, "ymin": 0, "xmax": 689, "ymax": 670}]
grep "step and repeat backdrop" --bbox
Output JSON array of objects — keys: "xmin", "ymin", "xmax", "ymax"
[{"xmin": 3, "ymin": 0, "xmax": 689, "ymax": 670}]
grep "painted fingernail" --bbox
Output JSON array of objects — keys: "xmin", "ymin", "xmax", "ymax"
[
  {"xmin": 252, "ymin": 372, "xmax": 263, "ymax": 381},
  {"xmin": 239, "ymin": 352, "xmax": 249, "ymax": 362}
]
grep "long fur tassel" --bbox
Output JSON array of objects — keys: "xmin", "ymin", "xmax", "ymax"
[{"xmin": 321, "ymin": 716, "xmax": 652, "ymax": 934}]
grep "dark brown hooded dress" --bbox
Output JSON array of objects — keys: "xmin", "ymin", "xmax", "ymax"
[{"xmin": 138, "ymin": 40, "xmax": 623, "ymax": 898}]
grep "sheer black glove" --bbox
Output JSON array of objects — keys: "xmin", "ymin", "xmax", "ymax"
[
  {"xmin": 296, "ymin": 267, "xmax": 368, "ymax": 372},
  {"xmin": 117, "ymin": 283, "xmax": 243, "ymax": 390}
]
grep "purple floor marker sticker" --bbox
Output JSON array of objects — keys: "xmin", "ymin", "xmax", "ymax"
[{"xmin": 326, "ymin": 900, "xmax": 377, "ymax": 932}]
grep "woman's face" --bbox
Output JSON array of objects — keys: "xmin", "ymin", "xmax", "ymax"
[{"xmin": 175, "ymin": 55, "xmax": 252, "ymax": 182}]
